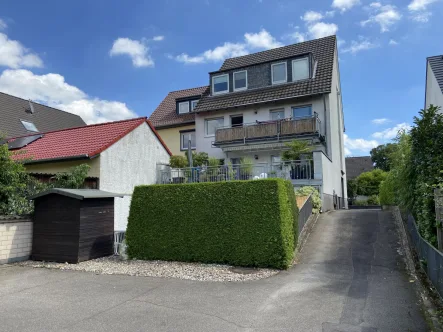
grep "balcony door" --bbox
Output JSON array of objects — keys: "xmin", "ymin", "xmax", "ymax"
[{"xmin": 231, "ymin": 115, "xmax": 243, "ymax": 127}]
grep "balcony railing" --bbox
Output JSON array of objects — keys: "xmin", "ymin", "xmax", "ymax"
[
  {"xmin": 157, "ymin": 160, "xmax": 314, "ymax": 184},
  {"xmin": 214, "ymin": 116, "xmax": 321, "ymax": 146}
]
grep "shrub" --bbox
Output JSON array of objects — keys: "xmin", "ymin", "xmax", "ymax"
[
  {"xmin": 295, "ymin": 186, "xmax": 321, "ymax": 213},
  {"xmin": 169, "ymin": 155, "xmax": 188, "ymax": 168},
  {"xmin": 126, "ymin": 179, "xmax": 298, "ymax": 269},
  {"xmin": 356, "ymin": 169, "xmax": 387, "ymax": 196},
  {"xmin": 379, "ymin": 172, "xmax": 396, "ymax": 205},
  {"xmin": 354, "ymin": 200, "xmax": 368, "ymax": 206},
  {"xmin": 367, "ymin": 195, "xmax": 380, "ymax": 205}
]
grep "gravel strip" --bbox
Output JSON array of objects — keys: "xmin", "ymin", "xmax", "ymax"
[{"xmin": 16, "ymin": 256, "xmax": 279, "ymax": 282}]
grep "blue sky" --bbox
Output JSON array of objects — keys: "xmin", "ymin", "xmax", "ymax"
[{"xmin": 0, "ymin": 0, "xmax": 442, "ymax": 155}]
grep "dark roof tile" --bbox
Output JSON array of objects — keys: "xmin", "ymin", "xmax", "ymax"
[{"xmin": 428, "ymin": 55, "xmax": 443, "ymax": 93}]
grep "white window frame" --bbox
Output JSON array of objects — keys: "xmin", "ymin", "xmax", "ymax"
[
  {"xmin": 270, "ymin": 108, "xmax": 285, "ymax": 121},
  {"xmin": 20, "ymin": 120, "xmax": 38, "ymax": 132},
  {"xmin": 292, "ymin": 57, "xmax": 310, "ymax": 82},
  {"xmin": 271, "ymin": 62, "xmax": 287, "ymax": 85},
  {"xmin": 180, "ymin": 131, "xmax": 196, "ymax": 151},
  {"xmin": 191, "ymin": 100, "xmax": 199, "ymax": 111},
  {"xmin": 212, "ymin": 74, "xmax": 229, "ymax": 95},
  {"xmin": 178, "ymin": 101, "xmax": 190, "ymax": 114},
  {"xmin": 205, "ymin": 117, "xmax": 224, "ymax": 137},
  {"xmin": 233, "ymin": 70, "xmax": 247, "ymax": 91}
]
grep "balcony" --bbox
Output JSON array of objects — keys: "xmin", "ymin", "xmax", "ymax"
[{"xmin": 214, "ymin": 116, "xmax": 322, "ymax": 146}]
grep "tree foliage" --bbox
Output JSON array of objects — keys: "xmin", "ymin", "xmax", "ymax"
[
  {"xmin": 370, "ymin": 143, "xmax": 398, "ymax": 171},
  {"xmin": 281, "ymin": 140, "xmax": 311, "ymax": 161},
  {"xmin": 355, "ymin": 169, "xmax": 387, "ymax": 196},
  {"xmin": 347, "ymin": 178, "xmax": 358, "ymax": 200},
  {"xmin": 295, "ymin": 186, "xmax": 322, "ymax": 213}
]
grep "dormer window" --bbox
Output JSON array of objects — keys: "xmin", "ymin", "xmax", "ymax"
[
  {"xmin": 292, "ymin": 57, "xmax": 309, "ymax": 81},
  {"xmin": 191, "ymin": 100, "xmax": 199, "ymax": 111},
  {"xmin": 212, "ymin": 74, "xmax": 229, "ymax": 95},
  {"xmin": 233, "ymin": 71, "xmax": 247, "ymax": 91},
  {"xmin": 271, "ymin": 62, "xmax": 287, "ymax": 84},
  {"xmin": 178, "ymin": 101, "xmax": 190, "ymax": 114}
]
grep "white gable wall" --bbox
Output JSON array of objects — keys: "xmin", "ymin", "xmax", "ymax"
[
  {"xmin": 426, "ymin": 61, "xmax": 443, "ymax": 110},
  {"xmin": 99, "ymin": 122, "xmax": 170, "ymax": 231}
]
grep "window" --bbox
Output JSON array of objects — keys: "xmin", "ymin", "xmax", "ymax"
[
  {"xmin": 231, "ymin": 115, "xmax": 243, "ymax": 127},
  {"xmin": 178, "ymin": 101, "xmax": 190, "ymax": 114},
  {"xmin": 292, "ymin": 105, "xmax": 312, "ymax": 118},
  {"xmin": 205, "ymin": 117, "xmax": 224, "ymax": 136},
  {"xmin": 271, "ymin": 62, "xmax": 287, "ymax": 84},
  {"xmin": 233, "ymin": 71, "xmax": 247, "ymax": 91},
  {"xmin": 20, "ymin": 120, "xmax": 38, "ymax": 132},
  {"xmin": 292, "ymin": 58, "xmax": 310, "ymax": 81},
  {"xmin": 270, "ymin": 109, "xmax": 285, "ymax": 120},
  {"xmin": 271, "ymin": 155, "xmax": 281, "ymax": 164},
  {"xmin": 212, "ymin": 74, "xmax": 229, "ymax": 94},
  {"xmin": 181, "ymin": 131, "xmax": 196, "ymax": 150},
  {"xmin": 191, "ymin": 100, "xmax": 199, "ymax": 111}
]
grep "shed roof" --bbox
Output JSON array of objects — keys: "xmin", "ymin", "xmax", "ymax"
[
  {"xmin": 29, "ymin": 188, "xmax": 124, "ymax": 200},
  {"xmin": 7, "ymin": 117, "xmax": 172, "ymax": 163},
  {"xmin": 345, "ymin": 156, "xmax": 374, "ymax": 179}
]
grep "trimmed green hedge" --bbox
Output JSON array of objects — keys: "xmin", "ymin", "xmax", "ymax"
[{"xmin": 126, "ymin": 179, "xmax": 298, "ymax": 269}]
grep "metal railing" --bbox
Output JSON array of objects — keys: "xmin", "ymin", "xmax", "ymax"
[
  {"xmin": 157, "ymin": 160, "xmax": 314, "ymax": 184},
  {"xmin": 214, "ymin": 116, "xmax": 321, "ymax": 146}
]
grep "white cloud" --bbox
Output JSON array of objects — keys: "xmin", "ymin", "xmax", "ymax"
[
  {"xmin": 342, "ymin": 38, "xmax": 378, "ymax": 54},
  {"xmin": 389, "ymin": 39, "xmax": 398, "ymax": 45},
  {"xmin": 307, "ymin": 22, "xmax": 338, "ymax": 39},
  {"xmin": 361, "ymin": 4, "xmax": 401, "ymax": 32},
  {"xmin": 0, "ymin": 19, "xmax": 7, "ymax": 30},
  {"xmin": 0, "ymin": 69, "xmax": 137, "ymax": 124},
  {"xmin": 332, "ymin": 0, "xmax": 361, "ymax": 12},
  {"xmin": 291, "ymin": 31, "xmax": 306, "ymax": 43},
  {"xmin": 344, "ymin": 134, "xmax": 379, "ymax": 155},
  {"xmin": 411, "ymin": 11, "xmax": 432, "ymax": 22},
  {"xmin": 0, "ymin": 32, "xmax": 43, "ymax": 69},
  {"xmin": 372, "ymin": 123, "xmax": 411, "ymax": 140},
  {"xmin": 172, "ymin": 29, "xmax": 282, "ymax": 64},
  {"xmin": 301, "ymin": 11, "xmax": 324, "ymax": 22},
  {"xmin": 109, "ymin": 37, "xmax": 154, "ymax": 68},
  {"xmin": 153, "ymin": 35, "xmax": 164, "ymax": 41},
  {"xmin": 244, "ymin": 29, "xmax": 283, "ymax": 49},
  {"xmin": 371, "ymin": 118, "xmax": 390, "ymax": 124},
  {"xmin": 325, "ymin": 10, "xmax": 336, "ymax": 17},
  {"xmin": 408, "ymin": 0, "xmax": 438, "ymax": 11}
]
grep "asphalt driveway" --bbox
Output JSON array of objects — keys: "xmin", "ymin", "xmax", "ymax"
[{"xmin": 0, "ymin": 210, "xmax": 427, "ymax": 332}]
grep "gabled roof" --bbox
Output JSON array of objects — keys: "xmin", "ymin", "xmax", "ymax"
[
  {"xmin": 9, "ymin": 117, "xmax": 171, "ymax": 163},
  {"xmin": 149, "ymin": 86, "xmax": 208, "ymax": 128},
  {"xmin": 428, "ymin": 55, "xmax": 443, "ymax": 93},
  {"xmin": 345, "ymin": 156, "xmax": 374, "ymax": 180},
  {"xmin": 0, "ymin": 91, "xmax": 86, "ymax": 138},
  {"xmin": 195, "ymin": 35, "xmax": 336, "ymax": 113}
]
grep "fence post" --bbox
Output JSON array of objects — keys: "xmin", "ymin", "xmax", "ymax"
[{"xmin": 435, "ymin": 188, "xmax": 443, "ymax": 251}]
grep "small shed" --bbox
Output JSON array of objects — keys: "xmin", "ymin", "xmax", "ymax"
[{"xmin": 30, "ymin": 189, "xmax": 123, "ymax": 263}]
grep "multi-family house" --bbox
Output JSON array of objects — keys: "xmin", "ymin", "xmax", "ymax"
[
  {"xmin": 425, "ymin": 55, "xmax": 443, "ymax": 110},
  {"xmin": 152, "ymin": 35, "xmax": 347, "ymax": 211},
  {"xmin": 0, "ymin": 92, "xmax": 86, "ymax": 138}
]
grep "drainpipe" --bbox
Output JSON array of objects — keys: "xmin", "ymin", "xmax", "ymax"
[{"xmin": 322, "ymin": 94, "xmax": 328, "ymax": 156}]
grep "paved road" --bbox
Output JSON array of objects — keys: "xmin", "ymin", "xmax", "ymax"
[{"xmin": 0, "ymin": 210, "xmax": 428, "ymax": 332}]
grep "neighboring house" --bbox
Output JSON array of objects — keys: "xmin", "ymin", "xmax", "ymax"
[
  {"xmin": 345, "ymin": 156, "xmax": 373, "ymax": 180},
  {"xmin": 0, "ymin": 92, "xmax": 86, "ymax": 138},
  {"xmin": 425, "ymin": 55, "xmax": 443, "ymax": 110},
  {"xmin": 149, "ymin": 86, "xmax": 208, "ymax": 155},
  {"xmin": 8, "ymin": 117, "xmax": 171, "ymax": 231}
]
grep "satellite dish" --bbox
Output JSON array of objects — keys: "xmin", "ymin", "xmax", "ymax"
[{"xmin": 28, "ymin": 100, "xmax": 35, "ymax": 114}]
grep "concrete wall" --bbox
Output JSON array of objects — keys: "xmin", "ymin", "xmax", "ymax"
[
  {"xmin": 24, "ymin": 158, "xmax": 100, "ymax": 178},
  {"xmin": 0, "ymin": 217, "xmax": 32, "ymax": 264},
  {"xmin": 195, "ymin": 95, "xmax": 326, "ymax": 160},
  {"xmin": 99, "ymin": 122, "xmax": 170, "ymax": 231},
  {"xmin": 426, "ymin": 62, "xmax": 443, "ymax": 110},
  {"xmin": 156, "ymin": 124, "xmax": 195, "ymax": 156}
]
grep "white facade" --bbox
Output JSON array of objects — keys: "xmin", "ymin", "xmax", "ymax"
[
  {"xmin": 425, "ymin": 61, "xmax": 443, "ymax": 110},
  {"xmin": 194, "ymin": 47, "xmax": 347, "ymax": 210},
  {"xmin": 99, "ymin": 122, "xmax": 170, "ymax": 230}
]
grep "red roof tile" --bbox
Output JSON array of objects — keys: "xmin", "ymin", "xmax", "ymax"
[
  {"xmin": 10, "ymin": 117, "xmax": 171, "ymax": 163},
  {"xmin": 149, "ymin": 86, "xmax": 208, "ymax": 128}
]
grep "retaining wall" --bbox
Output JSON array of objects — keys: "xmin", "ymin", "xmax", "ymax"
[{"xmin": 0, "ymin": 216, "xmax": 33, "ymax": 264}]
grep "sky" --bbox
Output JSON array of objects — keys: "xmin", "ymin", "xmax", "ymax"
[{"xmin": 0, "ymin": 0, "xmax": 442, "ymax": 156}]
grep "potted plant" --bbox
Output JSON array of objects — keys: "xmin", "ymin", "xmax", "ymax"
[
  {"xmin": 169, "ymin": 155, "xmax": 188, "ymax": 183},
  {"xmin": 281, "ymin": 140, "xmax": 311, "ymax": 180}
]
